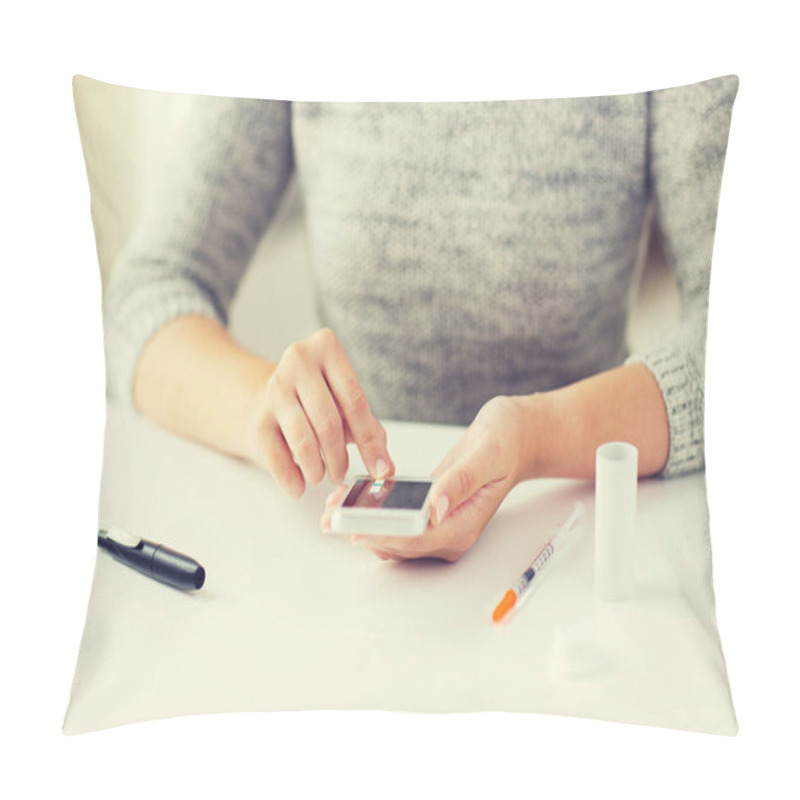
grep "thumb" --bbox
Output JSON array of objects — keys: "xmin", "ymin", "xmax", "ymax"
[{"xmin": 429, "ymin": 441, "xmax": 498, "ymax": 526}]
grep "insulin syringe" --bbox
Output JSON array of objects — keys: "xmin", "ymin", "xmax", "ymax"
[{"xmin": 492, "ymin": 501, "xmax": 585, "ymax": 623}]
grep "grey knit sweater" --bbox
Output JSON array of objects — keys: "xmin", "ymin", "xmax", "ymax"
[{"xmin": 104, "ymin": 76, "xmax": 738, "ymax": 477}]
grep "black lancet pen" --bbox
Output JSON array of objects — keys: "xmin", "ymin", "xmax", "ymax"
[{"xmin": 98, "ymin": 527, "xmax": 206, "ymax": 590}]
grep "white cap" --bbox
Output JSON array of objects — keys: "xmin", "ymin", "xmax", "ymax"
[{"xmin": 594, "ymin": 442, "xmax": 638, "ymax": 601}]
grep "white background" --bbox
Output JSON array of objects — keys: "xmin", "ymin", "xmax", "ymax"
[{"xmin": 3, "ymin": 2, "xmax": 797, "ymax": 797}]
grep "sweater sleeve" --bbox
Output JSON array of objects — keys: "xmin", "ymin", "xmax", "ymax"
[
  {"xmin": 102, "ymin": 96, "xmax": 294, "ymax": 407},
  {"xmin": 627, "ymin": 75, "xmax": 738, "ymax": 477}
]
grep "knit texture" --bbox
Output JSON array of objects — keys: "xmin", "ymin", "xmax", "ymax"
[{"xmin": 103, "ymin": 77, "xmax": 738, "ymax": 477}]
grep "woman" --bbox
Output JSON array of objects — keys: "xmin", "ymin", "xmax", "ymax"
[{"xmin": 104, "ymin": 76, "xmax": 738, "ymax": 561}]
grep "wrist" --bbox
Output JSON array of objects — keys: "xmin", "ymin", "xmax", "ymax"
[{"xmin": 514, "ymin": 393, "xmax": 551, "ymax": 481}]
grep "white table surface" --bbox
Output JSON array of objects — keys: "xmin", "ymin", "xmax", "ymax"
[{"xmin": 63, "ymin": 406, "xmax": 737, "ymax": 735}]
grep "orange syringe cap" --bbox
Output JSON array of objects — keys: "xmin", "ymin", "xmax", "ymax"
[{"xmin": 492, "ymin": 590, "xmax": 517, "ymax": 623}]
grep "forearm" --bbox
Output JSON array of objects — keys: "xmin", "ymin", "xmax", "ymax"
[
  {"xmin": 518, "ymin": 363, "xmax": 670, "ymax": 480},
  {"xmin": 103, "ymin": 97, "xmax": 293, "ymax": 409},
  {"xmin": 133, "ymin": 315, "xmax": 275, "ymax": 462}
]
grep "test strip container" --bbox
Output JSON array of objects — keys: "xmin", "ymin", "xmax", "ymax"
[{"xmin": 594, "ymin": 442, "xmax": 638, "ymax": 601}]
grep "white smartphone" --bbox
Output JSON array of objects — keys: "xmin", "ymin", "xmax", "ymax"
[{"xmin": 330, "ymin": 475, "xmax": 434, "ymax": 536}]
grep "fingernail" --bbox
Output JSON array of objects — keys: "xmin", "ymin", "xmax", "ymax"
[
  {"xmin": 435, "ymin": 495, "xmax": 449, "ymax": 525},
  {"xmin": 374, "ymin": 458, "xmax": 389, "ymax": 479}
]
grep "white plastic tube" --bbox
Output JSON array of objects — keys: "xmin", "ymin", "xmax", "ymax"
[{"xmin": 594, "ymin": 442, "xmax": 638, "ymax": 601}]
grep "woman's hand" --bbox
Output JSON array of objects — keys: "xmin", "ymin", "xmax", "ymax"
[
  {"xmin": 248, "ymin": 327, "xmax": 394, "ymax": 497},
  {"xmin": 321, "ymin": 395, "xmax": 530, "ymax": 561}
]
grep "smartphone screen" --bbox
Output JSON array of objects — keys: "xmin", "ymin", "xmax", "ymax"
[{"xmin": 342, "ymin": 478, "xmax": 432, "ymax": 511}]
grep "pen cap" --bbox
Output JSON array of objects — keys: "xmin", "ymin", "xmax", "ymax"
[
  {"xmin": 594, "ymin": 442, "xmax": 638, "ymax": 601},
  {"xmin": 150, "ymin": 544, "xmax": 206, "ymax": 590}
]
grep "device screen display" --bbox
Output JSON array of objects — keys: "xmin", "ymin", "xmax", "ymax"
[{"xmin": 342, "ymin": 478, "xmax": 431, "ymax": 511}]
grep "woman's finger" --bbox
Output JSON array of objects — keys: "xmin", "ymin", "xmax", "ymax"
[
  {"xmin": 296, "ymin": 370, "xmax": 349, "ymax": 484},
  {"xmin": 275, "ymin": 393, "xmax": 325, "ymax": 487},
  {"xmin": 428, "ymin": 434, "xmax": 503, "ymax": 525},
  {"xmin": 259, "ymin": 419, "xmax": 306, "ymax": 497},
  {"xmin": 319, "ymin": 331, "xmax": 393, "ymax": 480}
]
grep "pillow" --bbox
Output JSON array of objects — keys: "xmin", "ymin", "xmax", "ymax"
[{"xmin": 64, "ymin": 74, "xmax": 738, "ymax": 735}]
